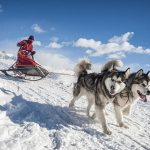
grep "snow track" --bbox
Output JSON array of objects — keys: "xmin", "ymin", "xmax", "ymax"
[{"xmin": 0, "ymin": 59, "xmax": 150, "ymax": 150}]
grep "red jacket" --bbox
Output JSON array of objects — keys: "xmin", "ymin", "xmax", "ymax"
[{"xmin": 17, "ymin": 40, "xmax": 33, "ymax": 52}]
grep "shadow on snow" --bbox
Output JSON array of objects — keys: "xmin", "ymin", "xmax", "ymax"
[{"xmin": 0, "ymin": 88, "xmax": 91, "ymax": 130}]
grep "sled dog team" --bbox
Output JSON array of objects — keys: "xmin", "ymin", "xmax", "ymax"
[{"xmin": 69, "ymin": 59, "xmax": 150, "ymax": 135}]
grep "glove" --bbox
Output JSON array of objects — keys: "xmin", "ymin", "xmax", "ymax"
[
  {"xmin": 17, "ymin": 43, "xmax": 22, "ymax": 47},
  {"xmin": 31, "ymin": 51, "xmax": 36, "ymax": 55}
]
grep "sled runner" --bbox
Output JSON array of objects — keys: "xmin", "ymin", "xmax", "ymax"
[{"xmin": 0, "ymin": 61, "xmax": 49, "ymax": 81}]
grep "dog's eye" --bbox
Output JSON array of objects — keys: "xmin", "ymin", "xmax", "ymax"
[
  {"xmin": 111, "ymin": 79, "xmax": 115, "ymax": 82},
  {"xmin": 141, "ymin": 83, "xmax": 146, "ymax": 87},
  {"xmin": 118, "ymin": 81, "xmax": 122, "ymax": 84}
]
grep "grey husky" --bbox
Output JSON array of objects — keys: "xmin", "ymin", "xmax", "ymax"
[
  {"xmin": 69, "ymin": 59, "xmax": 130, "ymax": 134},
  {"xmin": 113, "ymin": 69, "xmax": 150, "ymax": 128}
]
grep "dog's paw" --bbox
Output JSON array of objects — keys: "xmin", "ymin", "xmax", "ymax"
[
  {"xmin": 90, "ymin": 113, "xmax": 96, "ymax": 119},
  {"xmin": 103, "ymin": 128, "xmax": 112, "ymax": 135},
  {"xmin": 119, "ymin": 123, "xmax": 129, "ymax": 129},
  {"xmin": 91, "ymin": 113, "xmax": 96, "ymax": 119},
  {"xmin": 123, "ymin": 124, "xmax": 129, "ymax": 129},
  {"xmin": 69, "ymin": 103, "xmax": 74, "ymax": 108},
  {"xmin": 122, "ymin": 108, "xmax": 131, "ymax": 116},
  {"xmin": 122, "ymin": 111, "xmax": 130, "ymax": 116}
]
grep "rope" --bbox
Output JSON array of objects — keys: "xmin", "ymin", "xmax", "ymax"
[{"xmin": 49, "ymin": 72, "xmax": 75, "ymax": 77}]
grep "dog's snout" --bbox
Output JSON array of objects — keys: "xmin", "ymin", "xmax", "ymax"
[
  {"xmin": 147, "ymin": 91, "xmax": 150, "ymax": 95},
  {"xmin": 111, "ymin": 86, "xmax": 115, "ymax": 90}
]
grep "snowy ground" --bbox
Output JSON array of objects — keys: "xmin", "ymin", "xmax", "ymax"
[{"xmin": 0, "ymin": 58, "xmax": 150, "ymax": 150}]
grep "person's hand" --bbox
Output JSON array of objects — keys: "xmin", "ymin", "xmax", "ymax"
[{"xmin": 31, "ymin": 51, "xmax": 36, "ymax": 55}]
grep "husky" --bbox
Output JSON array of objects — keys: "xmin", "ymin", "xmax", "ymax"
[
  {"xmin": 69, "ymin": 59, "xmax": 130, "ymax": 134},
  {"xmin": 113, "ymin": 69, "xmax": 150, "ymax": 128}
]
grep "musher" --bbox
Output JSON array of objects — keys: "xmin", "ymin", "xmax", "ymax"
[{"xmin": 16, "ymin": 35, "xmax": 36, "ymax": 66}]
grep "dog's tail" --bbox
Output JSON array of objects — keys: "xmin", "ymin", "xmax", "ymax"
[
  {"xmin": 74, "ymin": 58, "xmax": 91, "ymax": 77},
  {"xmin": 101, "ymin": 60, "xmax": 123, "ymax": 72}
]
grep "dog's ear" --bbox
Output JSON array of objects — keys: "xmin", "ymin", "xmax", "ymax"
[
  {"xmin": 87, "ymin": 63, "xmax": 92, "ymax": 70},
  {"xmin": 147, "ymin": 71, "xmax": 150, "ymax": 79},
  {"xmin": 125, "ymin": 68, "xmax": 130, "ymax": 79},
  {"xmin": 108, "ymin": 64, "xmax": 114, "ymax": 71},
  {"xmin": 135, "ymin": 69, "xmax": 143, "ymax": 78}
]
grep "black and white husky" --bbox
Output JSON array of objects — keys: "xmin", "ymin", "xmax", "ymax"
[
  {"xmin": 113, "ymin": 69, "xmax": 150, "ymax": 128},
  {"xmin": 69, "ymin": 59, "xmax": 130, "ymax": 134}
]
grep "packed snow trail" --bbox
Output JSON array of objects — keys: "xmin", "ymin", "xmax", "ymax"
[{"xmin": 0, "ymin": 58, "xmax": 150, "ymax": 150}]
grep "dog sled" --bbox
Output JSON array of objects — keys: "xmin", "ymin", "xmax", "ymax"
[{"xmin": 0, "ymin": 60, "xmax": 49, "ymax": 81}]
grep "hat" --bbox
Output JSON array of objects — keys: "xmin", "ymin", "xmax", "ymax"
[{"xmin": 28, "ymin": 35, "xmax": 34, "ymax": 40}]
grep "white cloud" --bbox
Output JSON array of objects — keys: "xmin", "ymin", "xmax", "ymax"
[
  {"xmin": 47, "ymin": 38, "xmax": 72, "ymax": 49},
  {"xmin": 0, "ymin": 4, "xmax": 3, "ymax": 12},
  {"xmin": 86, "ymin": 49, "xmax": 93, "ymax": 54},
  {"xmin": 31, "ymin": 24, "xmax": 45, "ymax": 33},
  {"xmin": 145, "ymin": 48, "xmax": 150, "ymax": 54},
  {"xmin": 35, "ymin": 52, "xmax": 74, "ymax": 70},
  {"xmin": 33, "ymin": 40, "xmax": 42, "ymax": 46},
  {"xmin": 74, "ymin": 38, "xmax": 101, "ymax": 50},
  {"xmin": 108, "ymin": 32, "xmax": 134, "ymax": 43},
  {"xmin": 47, "ymin": 42, "xmax": 63, "ymax": 49},
  {"xmin": 145, "ymin": 64, "xmax": 150, "ymax": 67},
  {"xmin": 107, "ymin": 52, "xmax": 126, "ymax": 59},
  {"xmin": 74, "ymin": 32, "xmax": 150, "ymax": 57}
]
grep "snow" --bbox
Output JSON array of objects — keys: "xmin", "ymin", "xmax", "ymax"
[
  {"xmin": 0, "ymin": 51, "xmax": 16, "ymax": 60},
  {"xmin": 0, "ymin": 57, "xmax": 150, "ymax": 150}
]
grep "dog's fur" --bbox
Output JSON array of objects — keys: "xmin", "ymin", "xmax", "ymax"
[
  {"xmin": 113, "ymin": 69, "xmax": 150, "ymax": 128},
  {"xmin": 101, "ymin": 59, "xmax": 123, "ymax": 72},
  {"xmin": 69, "ymin": 59, "xmax": 130, "ymax": 134},
  {"xmin": 74, "ymin": 58, "xmax": 91, "ymax": 77}
]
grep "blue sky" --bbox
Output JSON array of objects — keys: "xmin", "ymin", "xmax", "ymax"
[{"xmin": 0, "ymin": 0, "xmax": 150, "ymax": 71}]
